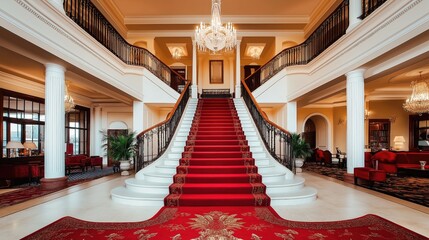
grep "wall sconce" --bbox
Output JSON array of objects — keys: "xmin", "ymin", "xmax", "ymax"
[
  {"xmin": 364, "ymin": 109, "xmax": 370, "ymax": 120},
  {"xmin": 393, "ymin": 136, "xmax": 405, "ymax": 150},
  {"xmin": 338, "ymin": 117, "xmax": 346, "ymax": 125}
]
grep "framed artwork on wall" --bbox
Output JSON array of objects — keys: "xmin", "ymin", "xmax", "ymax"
[{"xmin": 209, "ymin": 60, "xmax": 223, "ymax": 84}]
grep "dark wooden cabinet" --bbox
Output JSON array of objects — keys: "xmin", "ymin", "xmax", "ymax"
[{"xmin": 368, "ymin": 119, "xmax": 390, "ymax": 152}]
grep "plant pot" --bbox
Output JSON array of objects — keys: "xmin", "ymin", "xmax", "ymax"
[
  {"xmin": 119, "ymin": 160, "xmax": 131, "ymax": 176},
  {"xmin": 295, "ymin": 158, "xmax": 305, "ymax": 173}
]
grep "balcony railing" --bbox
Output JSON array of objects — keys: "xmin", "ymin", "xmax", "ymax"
[
  {"xmin": 135, "ymin": 80, "xmax": 191, "ymax": 171},
  {"xmin": 241, "ymin": 80, "xmax": 294, "ymax": 173},
  {"xmin": 245, "ymin": 0, "xmax": 350, "ymax": 92},
  {"xmin": 63, "ymin": 0, "xmax": 185, "ymax": 93}
]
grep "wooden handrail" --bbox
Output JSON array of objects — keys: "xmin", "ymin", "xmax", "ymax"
[
  {"xmin": 137, "ymin": 80, "xmax": 191, "ymax": 138},
  {"xmin": 241, "ymin": 78, "xmax": 291, "ymax": 136}
]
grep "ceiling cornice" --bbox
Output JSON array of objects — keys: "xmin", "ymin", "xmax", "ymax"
[{"xmin": 124, "ymin": 15, "xmax": 309, "ymax": 25}]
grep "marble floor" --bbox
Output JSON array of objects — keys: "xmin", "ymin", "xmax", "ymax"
[{"xmin": 0, "ymin": 172, "xmax": 428, "ymax": 239}]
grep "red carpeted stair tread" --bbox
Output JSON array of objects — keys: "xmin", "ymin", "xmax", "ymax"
[
  {"xmin": 184, "ymin": 145, "xmax": 249, "ymax": 152},
  {"xmin": 186, "ymin": 140, "xmax": 248, "ymax": 145},
  {"xmin": 183, "ymin": 151, "xmax": 252, "ymax": 158},
  {"xmin": 177, "ymin": 165, "xmax": 258, "ymax": 174},
  {"xmin": 173, "ymin": 173, "xmax": 262, "ymax": 183},
  {"xmin": 169, "ymin": 183, "xmax": 266, "ymax": 194},
  {"xmin": 179, "ymin": 158, "xmax": 255, "ymax": 166},
  {"xmin": 165, "ymin": 194, "xmax": 270, "ymax": 206}
]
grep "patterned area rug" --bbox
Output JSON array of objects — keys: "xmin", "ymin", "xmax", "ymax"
[
  {"xmin": 303, "ymin": 162, "xmax": 429, "ymax": 207},
  {"xmin": 0, "ymin": 167, "xmax": 117, "ymax": 208},
  {"xmin": 21, "ymin": 206, "xmax": 427, "ymax": 240}
]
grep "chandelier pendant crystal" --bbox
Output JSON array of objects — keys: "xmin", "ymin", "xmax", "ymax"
[
  {"xmin": 195, "ymin": 0, "xmax": 237, "ymax": 53},
  {"xmin": 403, "ymin": 72, "xmax": 429, "ymax": 114},
  {"xmin": 64, "ymin": 80, "xmax": 75, "ymax": 113}
]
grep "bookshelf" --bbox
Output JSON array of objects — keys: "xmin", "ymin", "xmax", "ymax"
[{"xmin": 368, "ymin": 119, "xmax": 390, "ymax": 152}]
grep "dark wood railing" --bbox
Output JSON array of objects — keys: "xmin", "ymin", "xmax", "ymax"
[
  {"xmin": 360, "ymin": 0, "xmax": 388, "ymax": 19},
  {"xmin": 63, "ymin": 0, "xmax": 185, "ymax": 93},
  {"xmin": 245, "ymin": 0, "xmax": 350, "ymax": 92},
  {"xmin": 135, "ymin": 81, "xmax": 191, "ymax": 171},
  {"xmin": 241, "ymin": 80, "xmax": 294, "ymax": 173}
]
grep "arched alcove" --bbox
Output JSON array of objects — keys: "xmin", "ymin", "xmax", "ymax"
[{"xmin": 302, "ymin": 113, "xmax": 331, "ymax": 151}]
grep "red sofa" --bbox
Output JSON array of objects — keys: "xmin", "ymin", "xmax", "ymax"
[
  {"xmin": 65, "ymin": 155, "xmax": 89, "ymax": 174},
  {"xmin": 371, "ymin": 151, "xmax": 429, "ymax": 174}
]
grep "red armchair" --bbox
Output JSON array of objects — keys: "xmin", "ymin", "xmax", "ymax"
[
  {"xmin": 90, "ymin": 156, "xmax": 103, "ymax": 170},
  {"xmin": 65, "ymin": 155, "xmax": 88, "ymax": 174}
]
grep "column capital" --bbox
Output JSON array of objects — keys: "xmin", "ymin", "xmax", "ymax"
[
  {"xmin": 45, "ymin": 63, "xmax": 66, "ymax": 73},
  {"xmin": 345, "ymin": 68, "xmax": 366, "ymax": 79}
]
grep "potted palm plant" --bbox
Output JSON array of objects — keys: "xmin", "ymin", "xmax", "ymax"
[
  {"xmin": 102, "ymin": 131, "xmax": 136, "ymax": 176},
  {"xmin": 291, "ymin": 132, "xmax": 313, "ymax": 172}
]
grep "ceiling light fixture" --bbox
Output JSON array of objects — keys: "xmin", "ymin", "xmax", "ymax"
[
  {"xmin": 195, "ymin": 0, "xmax": 237, "ymax": 53},
  {"xmin": 403, "ymin": 71, "xmax": 429, "ymax": 114},
  {"xmin": 65, "ymin": 80, "xmax": 75, "ymax": 113},
  {"xmin": 172, "ymin": 48, "xmax": 182, "ymax": 59}
]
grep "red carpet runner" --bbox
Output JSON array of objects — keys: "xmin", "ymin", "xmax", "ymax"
[
  {"xmin": 21, "ymin": 98, "xmax": 428, "ymax": 239},
  {"xmin": 164, "ymin": 98, "xmax": 270, "ymax": 206}
]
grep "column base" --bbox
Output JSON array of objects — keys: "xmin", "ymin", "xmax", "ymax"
[{"xmin": 40, "ymin": 176, "xmax": 68, "ymax": 190}]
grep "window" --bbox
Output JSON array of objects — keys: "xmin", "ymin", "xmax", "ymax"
[
  {"xmin": 1, "ymin": 90, "xmax": 45, "ymax": 158},
  {"xmin": 65, "ymin": 106, "xmax": 89, "ymax": 155}
]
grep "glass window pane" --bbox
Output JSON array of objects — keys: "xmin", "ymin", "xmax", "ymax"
[
  {"xmin": 2, "ymin": 121, "xmax": 7, "ymax": 157},
  {"xmin": 10, "ymin": 123, "xmax": 22, "ymax": 142},
  {"xmin": 24, "ymin": 100, "xmax": 32, "ymax": 119},
  {"xmin": 3, "ymin": 96, "xmax": 9, "ymax": 117}
]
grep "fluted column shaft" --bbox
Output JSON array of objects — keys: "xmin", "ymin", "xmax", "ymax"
[
  {"xmin": 191, "ymin": 40, "xmax": 198, "ymax": 98},
  {"xmin": 44, "ymin": 63, "xmax": 66, "ymax": 182},
  {"xmin": 235, "ymin": 40, "xmax": 241, "ymax": 98},
  {"xmin": 346, "ymin": 69, "xmax": 365, "ymax": 174},
  {"xmin": 94, "ymin": 106, "xmax": 102, "ymax": 157},
  {"xmin": 133, "ymin": 100, "xmax": 144, "ymax": 134}
]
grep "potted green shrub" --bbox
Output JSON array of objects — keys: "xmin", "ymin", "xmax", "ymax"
[
  {"xmin": 291, "ymin": 132, "xmax": 313, "ymax": 172},
  {"xmin": 102, "ymin": 131, "xmax": 136, "ymax": 176}
]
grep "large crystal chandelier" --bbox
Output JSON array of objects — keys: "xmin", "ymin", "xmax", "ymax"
[
  {"xmin": 195, "ymin": 0, "xmax": 237, "ymax": 52},
  {"xmin": 64, "ymin": 80, "xmax": 75, "ymax": 113},
  {"xmin": 403, "ymin": 72, "xmax": 429, "ymax": 114}
]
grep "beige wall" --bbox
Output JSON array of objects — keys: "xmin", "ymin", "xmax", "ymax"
[
  {"xmin": 298, "ymin": 108, "xmax": 334, "ymax": 151},
  {"xmin": 197, "ymin": 54, "xmax": 235, "ymax": 94},
  {"xmin": 333, "ymin": 106, "xmax": 347, "ymax": 152}
]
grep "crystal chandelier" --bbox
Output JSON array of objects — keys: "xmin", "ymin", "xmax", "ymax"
[
  {"xmin": 195, "ymin": 0, "xmax": 237, "ymax": 52},
  {"xmin": 64, "ymin": 80, "xmax": 75, "ymax": 113},
  {"xmin": 403, "ymin": 72, "xmax": 429, "ymax": 114}
]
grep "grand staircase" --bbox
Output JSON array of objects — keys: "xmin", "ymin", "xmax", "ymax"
[{"xmin": 111, "ymin": 98, "xmax": 317, "ymax": 206}]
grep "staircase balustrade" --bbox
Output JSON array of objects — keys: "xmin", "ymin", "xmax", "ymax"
[
  {"xmin": 241, "ymin": 81, "xmax": 295, "ymax": 173},
  {"xmin": 63, "ymin": 0, "xmax": 185, "ymax": 93},
  {"xmin": 135, "ymin": 81, "xmax": 191, "ymax": 171}
]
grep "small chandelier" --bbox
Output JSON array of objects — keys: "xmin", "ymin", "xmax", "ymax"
[
  {"xmin": 195, "ymin": 0, "xmax": 237, "ymax": 53},
  {"xmin": 403, "ymin": 71, "xmax": 429, "ymax": 114},
  {"xmin": 64, "ymin": 80, "xmax": 75, "ymax": 113},
  {"xmin": 172, "ymin": 48, "xmax": 182, "ymax": 59}
]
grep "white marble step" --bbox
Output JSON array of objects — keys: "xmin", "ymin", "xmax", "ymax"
[
  {"xmin": 111, "ymin": 187, "xmax": 166, "ymax": 207},
  {"xmin": 125, "ymin": 178, "xmax": 170, "ymax": 194},
  {"xmin": 269, "ymin": 187, "xmax": 318, "ymax": 205}
]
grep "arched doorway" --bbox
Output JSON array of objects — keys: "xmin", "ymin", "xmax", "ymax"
[{"xmin": 302, "ymin": 114, "xmax": 330, "ymax": 151}]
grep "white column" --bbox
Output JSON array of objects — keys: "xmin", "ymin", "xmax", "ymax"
[
  {"xmin": 229, "ymin": 57, "xmax": 234, "ymax": 96},
  {"xmin": 347, "ymin": 0, "xmax": 363, "ymax": 32},
  {"xmin": 235, "ymin": 40, "xmax": 242, "ymax": 98},
  {"xmin": 346, "ymin": 69, "xmax": 366, "ymax": 174},
  {"xmin": 133, "ymin": 100, "xmax": 145, "ymax": 134},
  {"xmin": 48, "ymin": 0, "xmax": 65, "ymax": 14},
  {"xmin": 191, "ymin": 40, "xmax": 198, "ymax": 98},
  {"xmin": 41, "ymin": 63, "xmax": 67, "ymax": 189},
  {"xmin": 287, "ymin": 101, "xmax": 297, "ymax": 133},
  {"xmin": 94, "ymin": 106, "xmax": 103, "ymax": 157}
]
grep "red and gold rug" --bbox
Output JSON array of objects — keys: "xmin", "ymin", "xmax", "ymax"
[
  {"xmin": 22, "ymin": 206, "xmax": 427, "ymax": 240},
  {"xmin": 20, "ymin": 99, "xmax": 429, "ymax": 239}
]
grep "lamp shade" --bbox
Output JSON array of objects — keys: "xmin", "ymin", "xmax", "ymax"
[
  {"xmin": 393, "ymin": 136, "xmax": 405, "ymax": 143},
  {"xmin": 6, "ymin": 141, "xmax": 25, "ymax": 149},
  {"xmin": 23, "ymin": 141, "xmax": 37, "ymax": 149}
]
